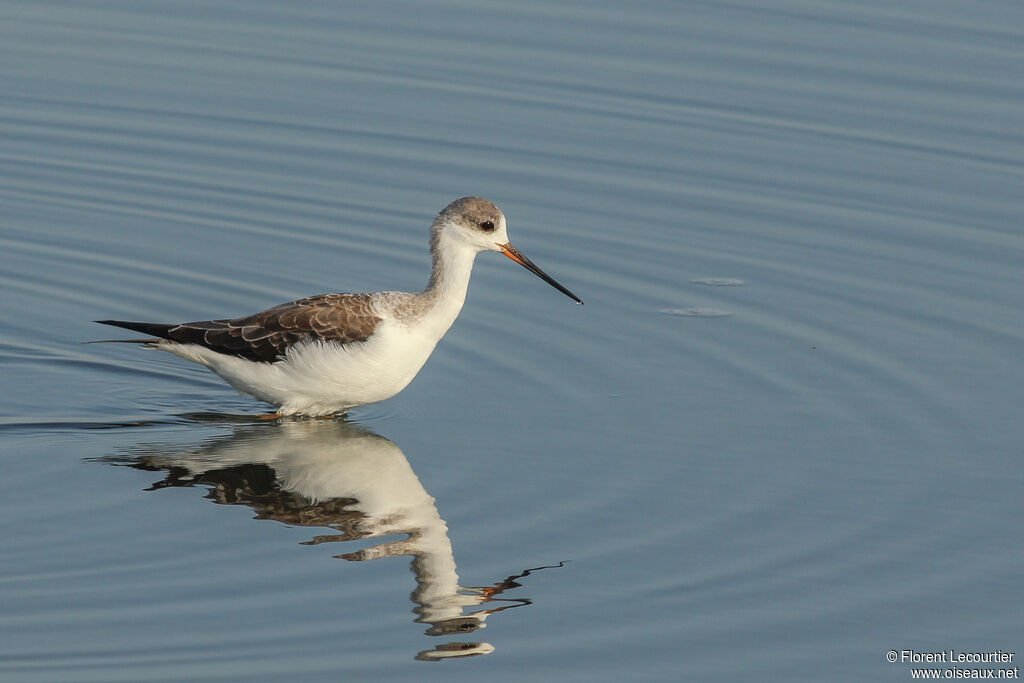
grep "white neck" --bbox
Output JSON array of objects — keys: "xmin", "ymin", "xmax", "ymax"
[{"xmin": 415, "ymin": 227, "xmax": 479, "ymax": 340}]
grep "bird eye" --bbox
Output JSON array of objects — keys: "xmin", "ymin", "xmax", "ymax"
[{"xmin": 479, "ymin": 220, "xmax": 495, "ymax": 232}]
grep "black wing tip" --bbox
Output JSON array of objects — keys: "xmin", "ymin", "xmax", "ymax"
[
  {"xmin": 94, "ymin": 319, "xmax": 176, "ymax": 339},
  {"xmin": 95, "ymin": 319, "xmax": 138, "ymax": 327}
]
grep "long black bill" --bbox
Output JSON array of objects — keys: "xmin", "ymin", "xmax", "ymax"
[{"xmin": 500, "ymin": 243, "xmax": 583, "ymax": 305}]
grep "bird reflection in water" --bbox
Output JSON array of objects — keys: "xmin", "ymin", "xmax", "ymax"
[{"xmin": 101, "ymin": 418, "xmax": 563, "ymax": 661}]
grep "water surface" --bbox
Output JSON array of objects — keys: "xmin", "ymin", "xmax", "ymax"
[{"xmin": 2, "ymin": 1, "xmax": 1023, "ymax": 681}]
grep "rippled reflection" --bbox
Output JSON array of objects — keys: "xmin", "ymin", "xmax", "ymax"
[{"xmin": 100, "ymin": 418, "xmax": 561, "ymax": 661}]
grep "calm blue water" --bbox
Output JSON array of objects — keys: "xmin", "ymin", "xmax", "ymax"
[{"xmin": 2, "ymin": 2, "xmax": 1023, "ymax": 681}]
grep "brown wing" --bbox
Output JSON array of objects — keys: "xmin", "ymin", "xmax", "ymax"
[{"xmin": 98, "ymin": 293, "xmax": 382, "ymax": 363}]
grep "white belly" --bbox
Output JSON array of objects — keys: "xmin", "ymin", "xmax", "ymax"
[{"xmin": 159, "ymin": 320, "xmax": 439, "ymax": 415}]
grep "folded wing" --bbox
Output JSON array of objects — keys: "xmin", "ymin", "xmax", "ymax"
[{"xmin": 96, "ymin": 293, "xmax": 381, "ymax": 363}]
